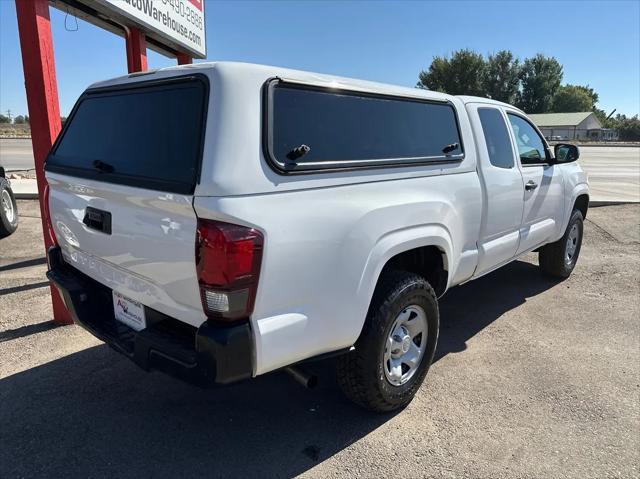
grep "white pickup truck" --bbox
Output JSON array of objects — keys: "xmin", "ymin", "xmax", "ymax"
[{"xmin": 45, "ymin": 62, "xmax": 588, "ymax": 412}]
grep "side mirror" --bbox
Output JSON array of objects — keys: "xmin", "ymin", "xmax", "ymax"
[{"xmin": 554, "ymin": 143, "xmax": 580, "ymax": 163}]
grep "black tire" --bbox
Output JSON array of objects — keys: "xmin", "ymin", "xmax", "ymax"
[
  {"xmin": 539, "ymin": 209, "xmax": 584, "ymax": 278},
  {"xmin": 0, "ymin": 181, "xmax": 18, "ymax": 238},
  {"xmin": 336, "ymin": 270, "xmax": 439, "ymax": 412}
]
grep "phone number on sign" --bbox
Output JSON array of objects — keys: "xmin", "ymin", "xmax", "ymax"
[{"xmin": 160, "ymin": 0, "xmax": 203, "ymax": 30}]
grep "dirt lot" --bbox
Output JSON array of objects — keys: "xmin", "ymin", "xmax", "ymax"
[{"xmin": 1, "ymin": 200, "xmax": 638, "ymax": 478}]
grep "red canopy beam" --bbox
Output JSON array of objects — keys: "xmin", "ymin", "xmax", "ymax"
[
  {"xmin": 15, "ymin": 0, "xmax": 72, "ymax": 325},
  {"xmin": 125, "ymin": 26, "xmax": 147, "ymax": 73},
  {"xmin": 176, "ymin": 53, "xmax": 192, "ymax": 65}
]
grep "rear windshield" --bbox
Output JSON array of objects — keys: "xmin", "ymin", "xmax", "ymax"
[
  {"xmin": 47, "ymin": 76, "xmax": 207, "ymax": 194},
  {"xmin": 267, "ymin": 82, "xmax": 463, "ymax": 171}
]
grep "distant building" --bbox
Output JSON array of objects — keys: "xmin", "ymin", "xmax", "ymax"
[{"xmin": 528, "ymin": 111, "xmax": 619, "ymax": 141}]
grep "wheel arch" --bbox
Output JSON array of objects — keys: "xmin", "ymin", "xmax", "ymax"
[
  {"xmin": 559, "ymin": 184, "xmax": 589, "ymax": 235},
  {"xmin": 573, "ymin": 193, "xmax": 589, "ymax": 219},
  {"xmin": 357, "ymin": 225, "xmax": 453, "ymax": 322},
  {"xmin": 380, "ymin": 245, "xmax": 448, "ymax": 297}
]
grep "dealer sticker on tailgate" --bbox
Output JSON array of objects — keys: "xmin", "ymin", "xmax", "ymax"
[{"xmin": 112, "ymin": 291, "xmax": 146, "ymax": 331}]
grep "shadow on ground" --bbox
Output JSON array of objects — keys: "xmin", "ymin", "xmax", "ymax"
[{"xmin": 0, "ymin": 260, "xmax": 558, "ymax": 478}]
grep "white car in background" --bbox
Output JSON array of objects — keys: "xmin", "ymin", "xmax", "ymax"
[{"xmin": 0, "ymin": 166, "xmax": 19, "ymax": 238}]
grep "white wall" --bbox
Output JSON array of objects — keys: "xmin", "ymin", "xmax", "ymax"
[{"xmin": 577, "ymin": 114, "xmax": 602, "ymax": 130}]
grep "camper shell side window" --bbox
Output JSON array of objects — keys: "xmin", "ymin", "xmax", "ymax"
[{"xmin": 263, "ymin": 79, "xmax": 465, "ymax": 173}]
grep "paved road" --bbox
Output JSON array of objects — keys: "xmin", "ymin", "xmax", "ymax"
[
  {"xmin": 1, "ymin": 201, "xmax": 638, "ymax": 478},
  {"xmin": 577, "ymin": 146, "xmax": 640, "ymax": 202},
  {"xmin": 1, "ymin": 138, "xmax": 638, "ymax": 202},
  {"xmin": 0, "ymin": 138, "xmax": 34, "ymax": 170}
]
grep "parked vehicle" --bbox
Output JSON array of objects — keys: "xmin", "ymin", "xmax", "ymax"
[
  {"xmin": 0, "ymin": 166, "xmax": 19, "ymax": 238},
  {"xmin": 45, "ymin": 63, "xmax": 588, "ymax": 412}
]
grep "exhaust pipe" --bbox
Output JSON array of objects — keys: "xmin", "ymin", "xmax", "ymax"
[{"xmin": 285, "ymin": 366, "xmax": 318, "ymax": 389}]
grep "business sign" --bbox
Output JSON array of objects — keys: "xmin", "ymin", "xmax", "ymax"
[{"xmin": 50, "ymin": 0, "xmax": 206, "ymax": 58}]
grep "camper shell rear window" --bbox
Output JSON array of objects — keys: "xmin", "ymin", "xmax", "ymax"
[
  {"xmin": 263, "ymin": 79, "xmax": 464, "ymax": 173},
  {"xmin": 46, "ymin": 75, "xmax": 208, "ymax": 195}
]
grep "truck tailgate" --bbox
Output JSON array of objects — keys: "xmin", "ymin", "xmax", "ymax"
[
  {"xmin": 43, "ymin": 74, "xmax": 209, "ymax": 327},
  {"xmin": 47, "ymin": 173, "xmax": 205, "ymax": 327}
]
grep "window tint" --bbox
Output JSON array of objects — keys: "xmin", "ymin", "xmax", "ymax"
[
  {"xmin": 269, "ymin": 83, "xmax": 463, "ymax": 169},
  {"xmin": 507, "ymin": 114, "xmax": 548, "ymax": 165},
  {"xmin": 478, "ymin": 108, "xmax": 514, "ymax": 168},
  {"xmin": 48, "ymin": 78, "xmax": 207, "ymax": 194}
]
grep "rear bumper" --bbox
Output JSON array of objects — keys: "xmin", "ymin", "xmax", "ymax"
[{"xmin": 46, "ymin": 247, "xmax": 253, "ymax": 386}]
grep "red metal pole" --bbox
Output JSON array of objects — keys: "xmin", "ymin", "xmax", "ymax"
[
  {"xmin": 125, "ymin": 27, "xmax": 148, "ymax": 73},
  {"xmin": 176, "ymin": 53, "xmax": 192, "ymax": 65},
  {"xmin": 15, "ymin": 0, "xmax": 72, "ymax": 325}
]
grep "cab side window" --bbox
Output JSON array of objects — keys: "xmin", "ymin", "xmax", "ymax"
[
  {"xmin": 507, "ymin": 114, "xmax": 548, "ymax": 165},
  {"xmin": 478, "ymin": 108, "xmax": 514, "ymax": 169}
]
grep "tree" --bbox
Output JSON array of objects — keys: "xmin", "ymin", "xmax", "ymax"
[
  {"xmin": 484, "ymin": 50, "xmax": 520, "ymax": 104},
  {"xmin": 593, "ymin": 108, "xmax": 615, "ymax": 128},
  {"xmin": 551, "ymin": 84, "xmax": 594, "ymax": 112},
  {"xmin": 417, "ymin": 49, "xmax": 487, "ymax": 96},
  {"xmin": 517, "ymin": 54, "xmax": 563, "ymax": 113},
  {"xmin": 614, "ymin": 114, "xmax": 640, "ymax": 141},
  {"xmin": 0, "ymin": 114, "xmax": 10, "ymax": 124},
  {"xmin": 13, "ymin": 115, "xmax": 27, "ymax": 124},
  {"xmin": 574, "ymin": 85, "xmax": 598, "ymax": 106}
]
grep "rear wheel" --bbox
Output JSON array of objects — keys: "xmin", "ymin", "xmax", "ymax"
[
  {"xmin": 0, "ymin": 182, "xmax": 18, "ymax": 238},
  {"xmin": 336, "ymin": 270, "xmax": 439, "ymax": 412},
  {"xmin": 539, "ymin": 209, "xmax": 584, "ymax": 278}
]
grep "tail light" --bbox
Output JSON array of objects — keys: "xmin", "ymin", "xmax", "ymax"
[{"xmin": 196, "ymin": 219, "xmax": 263, "ymax": 322}]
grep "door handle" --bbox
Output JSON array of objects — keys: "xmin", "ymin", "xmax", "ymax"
[
  {"xmin": 525, "ymin": 180, "xmax": 538, "ymax": 191},
  {"xmin": 83, "ymin": 207, "xmax": 112, "ymax": 234}
]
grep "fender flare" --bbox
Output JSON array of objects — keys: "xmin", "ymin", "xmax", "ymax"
[
  {"xmin": 356, "ymin": 223, "xmax": 454, "ymax": 314},
  {"xmin": 564, "ymin": 183, "xmax": 589, "ymax": 231}
]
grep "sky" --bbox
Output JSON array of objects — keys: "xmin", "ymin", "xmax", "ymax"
[{"xmin": 1, "ymin": 0, "xmax": 639, "ymax": 117}]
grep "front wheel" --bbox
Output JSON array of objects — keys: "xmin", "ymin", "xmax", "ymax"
[
  {"xmin": 336, "ymin": 270, "xmax": 439, "ymax": 412},
  {"xmin": 539, "ymin": 209, "xmax": 584, "ymax": 278},
  {"xmin": 0, "ymin": 182, "xmax": 18, "ymax": 238}
]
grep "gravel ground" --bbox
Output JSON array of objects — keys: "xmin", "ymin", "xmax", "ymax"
[{"xmin": 0, "ymin": 200, "xmax": 638, "ymax": 478}]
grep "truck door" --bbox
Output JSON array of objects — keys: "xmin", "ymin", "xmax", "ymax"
[
  {"xmin": 468, "ymin": 105, "xmax": 524, "ymax": 276},
  {"xmin": 505, "ymin": 113, "xmax": 565, "ymax": 255}
]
